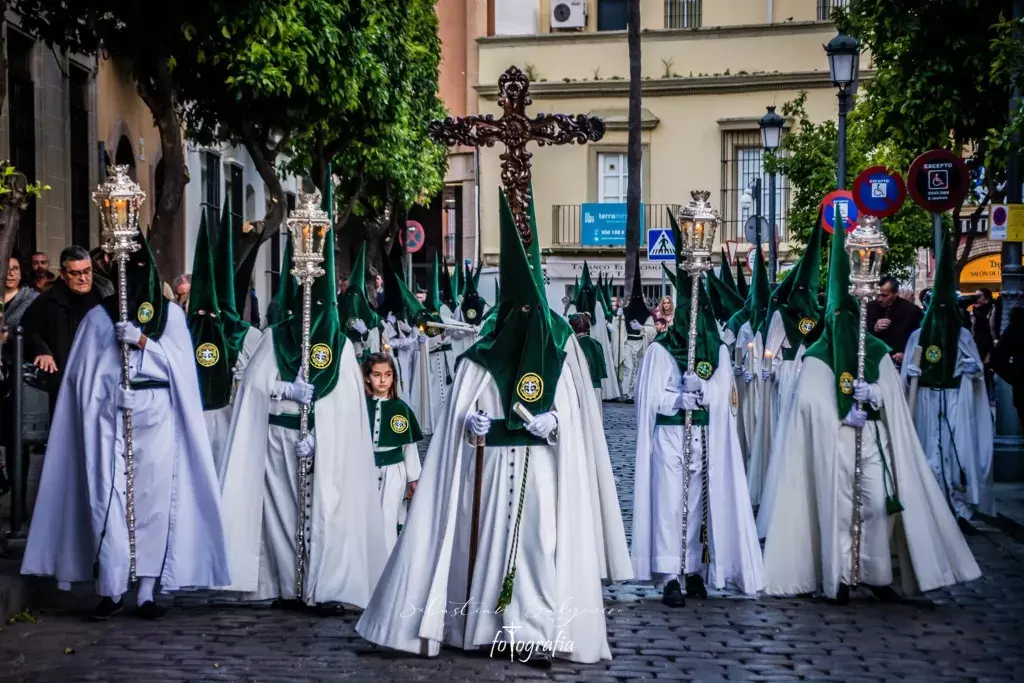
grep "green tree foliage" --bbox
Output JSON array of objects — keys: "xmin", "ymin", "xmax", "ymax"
[{"xmin": 768, "ymin": 93, "xmax": 934, "ymax": 281}]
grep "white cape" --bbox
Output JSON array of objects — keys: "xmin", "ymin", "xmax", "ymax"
[
  {"xmin": 218, "ymin": 332, "xmax": 387, "ymax": 606},
  {"xmin": 357, "ymin": 335, "xmax": 631, "ymax": 663},
  {"xmin": 632, "ymin": 343, "xmax": 763, "ymax": 593},
  {"xmin": 761, "ymin": 356, "xmax": 981, "ymax": 597},
  {"xmin": 205, "ymin": 326, "xmax": 264, "ymax": 475},
  {"xmin": 22, "ymin": 304, "xmax": 231, "ymax": 591},
  {"xmin": 901, "ymin": 328, "xmax": 994, "ymax": 518}
]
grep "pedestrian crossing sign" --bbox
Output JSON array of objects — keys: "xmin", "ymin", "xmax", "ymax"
[{"xmin": 646, "ymin": 229, "xmax": 676, "ymax": 262}]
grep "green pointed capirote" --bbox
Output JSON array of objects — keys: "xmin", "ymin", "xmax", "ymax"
[
  {"xmin": 460, "ymin": 191, "xmax": 569, "ymax": 430},
  {"xmin": 101, "ymin": 228, "xmax": 169, "ymax": 340},
  {"xmin": 187, "ymin": 212, "xmax": 233, "ymax": 410},
  {"xmin": 271, "ymin": 168, "xmax": 344, "ymax": 400},
  {"xmin": 452, "ymin": 260, "xmax": 462, "ymax": 304},
  {"xmin": 600, "ymin": 274, "xmax": 615, "ymax": 321},
  {"xmin": 727, "ymin": 245, "xmax": 770, "ymax": 337},
  {"xmin": 425, "ymin": 252, "xmax": 444, "ymax": 314},
  {"xmin": 719, "ymin": 247, "xmax": 739, "ymax": 292},
  {"xmin": 706, "ymin": 266, "xmax": 746, "ymax": 326},
  {"xmin": 214, "ymin": 203, "xmax": 252, "ymax": 370},
  {"xmin": 380, "ymin": 248, "xmax": 415, "ymax": 322},
  {"xmin": 803, "ymin": 217, "xmax": 889, "ymax": 418},
  {"xmin": 917, "ymin": 230, "xmax": 965, "ymax": 389},
  {"xmin": 662, "ymin": 263, "xmax": 677, "ymax": 292},
  {"xmin": 439, "ymin": 257, "xmax": 456, "ymax": 312},
  {"xmin": 338, "ymin": 240, "xmax": 382, "ymax": 344},
  {"xmin": 572, "ymin": 261, "xmax": 597, "ymax": 318},
  {"xmin": 767, "ymin": 211, "xmax": 824, "ymax": 359},
  {"xmin": 460, "ymin": 260, "xmax": 487, "ymax": 324},
  {"xmin": 735, "ymin": 257, "xmax": 749, "ymax": 299},
  {"xmin": 473, "ymin": 261, "xmax": 483, "ymax": 288}
]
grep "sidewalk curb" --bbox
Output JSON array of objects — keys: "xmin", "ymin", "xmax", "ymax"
[{"xmin": 974, "ymin": 512, "xmax": 1024, "ymax": 542}]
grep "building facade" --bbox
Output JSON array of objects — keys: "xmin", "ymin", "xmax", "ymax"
[{"xmin": 466, "ymin": 0, "xmax": 860, "ymax": 305}]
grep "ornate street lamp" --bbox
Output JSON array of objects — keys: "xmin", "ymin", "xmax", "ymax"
[
  {"xmin": 825, "ymin": 30, "xmax": 860, "ymax": 189},
  {"xmin": 760, "ymin": 105, "xmax": 785, "ymax": 286}
]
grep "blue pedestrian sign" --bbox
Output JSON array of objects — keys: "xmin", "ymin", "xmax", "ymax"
[
  {"xmin": 646, "ymin": 228, "xmax": 676, "ymax": 261},
  {"xmin": 852, "ymin": 165, "xmax": 907, "ymax": 218},
  {"xmin": 820, "ymin": 190, "xmax": 859, "ymax": 234}
]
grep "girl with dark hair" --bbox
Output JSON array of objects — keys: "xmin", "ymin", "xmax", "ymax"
[{"xmin": 363, "ymin": 352, "xmax": 423, "ymax": 553}]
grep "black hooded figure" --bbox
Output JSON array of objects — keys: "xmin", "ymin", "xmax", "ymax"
[{"xmin": 617, "ymin": 257, "xmax": 655, "ymax": 400}]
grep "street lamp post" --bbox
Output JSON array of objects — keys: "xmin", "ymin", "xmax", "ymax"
[
  {"xmin": 825, "ymin": 30, "xmax": 859, "ymax": 190},
  {"xmin": 760, "ymin": 105, "xmax": 784, "ymax": 286}
]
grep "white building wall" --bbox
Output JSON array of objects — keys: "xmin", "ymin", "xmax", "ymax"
[{"xmin": 183, "ymin": 141, "xmax": 302, "ymax": 327}]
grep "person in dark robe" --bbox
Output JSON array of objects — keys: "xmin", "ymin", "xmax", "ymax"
[{"xmin": 865, "ymin": 275, "xmax": 923, "ymax": 368}]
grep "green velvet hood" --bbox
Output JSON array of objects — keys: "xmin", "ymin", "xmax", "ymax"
[
  {"xmin": 727, "ymin": 243, "xmax": 770, "ymax": 337},
  {"xmin": 215, "ymin": 203, "xmax": 252, "ymax": 370},
  {"xmin": 338, "ymin": 240, "xmax": 382, "ymax": 344},
  {"xmin": 187, "ymin": 212, "xmax": 233, "ymax": 410},
  {"xmin": 918, "ymin": 231, "xmax": 966, "ymax": 389},
  {"xmin": 768, "ymin": 214, "xmax": 823, "ymax": 359},
  {"xmin": 101, "ymin": 228, "xmax": 168, "ymax": 341}
]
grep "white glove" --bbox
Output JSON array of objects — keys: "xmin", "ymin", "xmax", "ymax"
[
  {"xmin": 906, "ymin": 363, "xmax": 921, "ymax": 378},
  {"xmin": 467, "ymin": 411, "xmax": 492, "ymax": 437},
  {"xmin": 629, "ymin": 320, "xmax": 642, "ymax": 332},
  {"xmin": 525, "ymin": 412, "xmax": 558, "ymax": 439},
  {"xmin": 233, "ymin": 363, "xmax": 246, "ymax": 382},
  {"xmin": 417, "ymin": 333, "xmax": 429, "ymax": 345},
  {"xmin": 853, "ymin": 379, "xmax": 880, "ymax": 407},
  {"xmin": 733, "ymin": 364, "xmax": 744, "ymax": 377},
  {"xmin": 761, "ymin": 366, "xmax": 776, "ymax": 382},
  {"xmin": 398, "ymin": 321, "xmax": 412, "ymax": 334},
  {"xmin": 115, "ymin": 385, "xmax": 136, "ymax": 410},
  {"xmin": 616, "ymin": 308, "xmax": 624, "ymax": 318},
  {"xmin": 673, "ymin": 391, "xmax": 701, "ymax": 412},
  {"xmin": 272, "ymin": 378, "xmax": 314, "ymax": 405},
  {"xmin": 351, "ymin": 319, "xmax": 369, "ymax": 335},
  {"xmin": 386, "ymin": 313, "xmax": 397, "ymax": 325},
  {"xmin": 115, "ymin": 322, "xmax": 144, "ymax": 347},
  {"xmin": 960, "ymin": 358, "xmax": 983, "ymax": 376},
  {"xmin": 681, "ymin": 371, "xmax": 702, "ymax": 393},
  {"xmin": 842, "ymin": 407, "xmax": 868, "ymax": 428},
  {"xmin": 743, "ymin": 370, "xmax": 754, "ymax": 384},
  {"xmin": 295, "ymin": 433, "xmax": 315, "ymax": 459}
]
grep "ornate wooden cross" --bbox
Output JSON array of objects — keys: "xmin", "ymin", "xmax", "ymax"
[{"xmin": 429, "ymin": 66, "xmax": 605, "ymax": 247}]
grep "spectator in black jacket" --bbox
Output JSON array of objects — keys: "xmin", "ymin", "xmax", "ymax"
[
  {"xmin": 865, "ymin": 275, "xmax": 923, "ymax": 367},
  {"xmin": 21, "ymin": 245, "xmax": 104, "ymax": 412}
]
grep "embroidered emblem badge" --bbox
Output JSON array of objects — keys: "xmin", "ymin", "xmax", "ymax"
[
  {"xmin": 839, "ymin": 371, "xmax": 855, "ymax": 395},
  {"xmin": 196, "ymin": 343, "xmax": 220, "ymax": 367},
  {"xmin": 390, "ymin": 415, "xmax": 409, "ymax": 434},
  {"xmin": 137, "ymin": 301, "xmax": 154, "ymax": 324},
  {"xmin": 516, "ymin": 373, "xmax": 543, "ymax": 403},
  {"xmin": 310, "ymin": 343, "xmax": 332, "ymax": 370},
  {"xmin": 798, "ymin": 317, "xmax": 816, "ymax": 335},
  {"xmin": 466, "ymin": 308, "xmax": 477, "ymax": 321},
  {"xmin": 925, "ymin": 344, "xmax": 942, "ymax": 364},
  {"xmin": 696, "ymin": 361, "xmax": 713, "ymax": 380}
]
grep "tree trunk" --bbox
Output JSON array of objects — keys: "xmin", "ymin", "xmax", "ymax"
[
  {"xmin": 624, "ymin": 0, "xmax": 643, "ymax": 303},
  {"xmin": 136, "ymin": 61, "xmax": 186, "ymax": 281}
]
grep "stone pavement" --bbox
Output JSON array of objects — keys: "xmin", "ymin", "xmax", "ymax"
[{"xmin": 2, "ymin": 402, "xmax": 1023, "ymax": 682}]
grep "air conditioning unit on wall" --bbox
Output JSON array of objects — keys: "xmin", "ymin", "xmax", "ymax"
[{"xmin": 552, "ymin": 0, "xmax": 587, "ymax": 29}]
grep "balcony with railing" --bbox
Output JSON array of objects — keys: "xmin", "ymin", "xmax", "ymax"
[{"xmin": 551, "ymin": 203, "xmax": 681, "ymax": 249}]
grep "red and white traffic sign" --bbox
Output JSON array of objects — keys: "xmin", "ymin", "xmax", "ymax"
[{"xmin": 401, "ymin": 220, "xmax": 426, "ymax": 253}]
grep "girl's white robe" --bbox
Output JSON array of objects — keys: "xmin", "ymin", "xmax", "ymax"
[
  {"xmin": 900, "ymin": 328, "xmax": 994, "ymax": 519},
  {"xmin": 22, "ymin": 304, "xmax": 231, "ymax": 594},
  {"xmin": 616, "ymin": 316, "xmax": 657, "ymax": 400},
  {"xmin": 734, "ymin": 322, "xmax": 764, "ymax": 465},
  {"xmin": 218, "ymin": 332, "xmax": 387, "ymax": 606},
  {"xmin": 761, "ymin": 355, "xmax": 981, "ymax": 598},
  {"xmin": 204, "ymin": 326, "xmax": 265, "ymax": 478},
  {"xmin": 356, "ymin": 335, "xmax": 631, "ymax": 663},
  {"xmin": 632, "ymin": 343, "xmax": 764, "ymax": 593}
]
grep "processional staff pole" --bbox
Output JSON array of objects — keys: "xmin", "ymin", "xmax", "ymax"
[
  {"xmin": 676, "ymin": 190, "xmax": 719, "ymax": 579},
  {"xmin": 92, "ymin": 165, "xmax": 145, "ymax": 583},
  {"xmin": 428, "ymin": 64, "xmax": 606, "ymax": 594},
  {"xmin": 285, "ymin": 190, "xmax": 331, "ymax": 600},
  {"xmin": 845, "ymin": 214, "xmax": 889, "ymax": 587}
]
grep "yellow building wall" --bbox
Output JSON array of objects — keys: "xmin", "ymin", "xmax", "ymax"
[{"xmin": 95, "ymin": 57, "xmax": 161, "ymax": 223}]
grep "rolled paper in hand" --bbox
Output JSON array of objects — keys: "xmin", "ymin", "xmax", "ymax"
[
  {"xmin": 734, "ymin": 344, "xmax": 743, "ymax": 369},
  {"xmin": 512, "ymin": 401, "xmax": 536, "ymax": 424}
]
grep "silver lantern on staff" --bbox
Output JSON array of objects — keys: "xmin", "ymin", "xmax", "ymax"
[
  {"xmin": 675, "ymin": 189, "xmax": 718, "ymax": 580},
  {"xmin": 285, "ymin": 189, "xmax": 331, "ymax": 598},
  {"xmin": 844, "ymin": 214, "xmax": 888, "ymax": 587},
  {"xmin": 91, "ymin": 165, "xmax": 145, "ymax": 583}
]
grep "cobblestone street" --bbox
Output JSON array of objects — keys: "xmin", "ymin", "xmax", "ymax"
[{"xmin": 1, "ymin": 402, "xmax": 1023, "ymax": 682}]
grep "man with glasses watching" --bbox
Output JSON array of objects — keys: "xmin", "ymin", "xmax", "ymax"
[
  {"xmin": 866, "ymin": 275, "xmax": 923, "ymax": 368},
  {"xmin": 21, "ymin": 245, "xmax": 105, "ymax": 412}
]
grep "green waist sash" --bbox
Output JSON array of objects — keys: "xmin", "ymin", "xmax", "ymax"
[
  {"xmin": 483, "ymin": 419, "xmax": 548, "ymax": 447},
  {"xmin": 655, "ymin": 409, "xmax": 710, "ymax": 427},
  {"xmin": 130, "ymin": 379, "xmax": 170, "ymax": 390},
  {"xmin": 268, "ymin": 412, "xmax": 315, "ymax": 431},
  {"xmin": 374, "ymin": 447, "xmax": 405, "ymax": 468},
  {"xmin": 431, "ymin": 343, "xmax": 453, "ymax": 354}
]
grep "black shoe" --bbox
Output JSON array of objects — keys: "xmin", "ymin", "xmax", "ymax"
[
  {"xmin": 835, "ymin": 583, "xmax": 850, "ymax": 606},
  {"xmin": 957, "ymin": 517, "xmax": 978, "ymax": 536},
  {"xmin": 661, "ymin": 579, "xmax": 686, "ymax": 608},
  {"xmin": 867, "ymin": 584, "xmax": 902, "ymax": 603},
  {"xmin": 311, "ymin": 602, "xmax": 346, "ymax": 617},
  {"xmin": 685, "ymin": 574, "xmax": 708, "ymax": 599},
  {"xmin": 90, "ymin": 597, "xmax": 124, "ymax": 621},
  {"xmin": 523, "ymin": 650, "xmax": 552, "ymax": 669},
  {"xmin": 271, "ymin": 598, "xmax": 304, "ymax": 611},
  {"xmin": 136, "ymin": 601, "xmax": 167, "ymax": 621}
]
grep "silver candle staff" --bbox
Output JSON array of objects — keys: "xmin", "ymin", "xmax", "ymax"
[
  {"xmin": 675, "ymin": 190, "xmax": 719, "ymax": 580},
  {"xmin": 844, "ymin": 215, "xmax": 889, "ymax": 587},
  {"xmin": 91, "ymin": 165, "xmax": 146, "ymax": 583},
  {"xmin": 285, "ymin": 190, "xmax": 331, "ymax": 599}
]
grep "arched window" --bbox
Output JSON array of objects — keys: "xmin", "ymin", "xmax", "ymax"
[{"xmin": 114, "ymin": 135, "xmax": 136, "ymax": 180}]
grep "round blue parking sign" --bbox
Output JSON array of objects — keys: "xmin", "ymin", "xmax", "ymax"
[
  {"xmin": 820, "ymin": 190, "xmax": 859, "ymax": 234},
  {"xmin": 852, "ymin": 166, "xmax": 907, "ymax": 218}
]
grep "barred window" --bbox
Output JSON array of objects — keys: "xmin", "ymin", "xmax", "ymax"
[
  {"xmin": 665, "ymin": 0, "xmax": 701, "ymax": 29},
  {"xmin": 817, "ymin": 0, "xmax": 849, "ymax": 21},
  {"xmin": 720, "ymin": 129, "xmax": 789, "ymax": 243}
]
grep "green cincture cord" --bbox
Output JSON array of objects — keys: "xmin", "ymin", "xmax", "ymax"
[
  {"xmin": 496, "ymin": 447, "xmax": 531, "ymax": 612},
  {"xmin": 874, "ymin": 421, "xmax": 904, "ymax": 515},
  {"xmin": 699, "ymin": 425, "xmax": 711, "ymax": 566}
]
